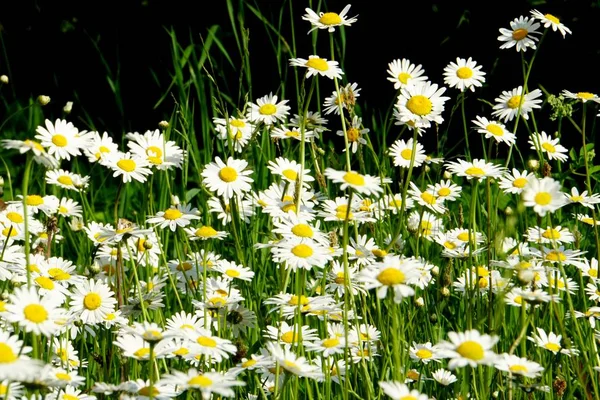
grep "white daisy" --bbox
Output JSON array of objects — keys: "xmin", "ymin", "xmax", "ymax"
[
  {"xmin": 530, "ymin": 9, "xmax": 572, "ymax": 37},
  {"xmin": 270, "ymin": 238, "xmax": 333, "ymax": 271},
  {"xmin": 379, "ymin": 381, "xmax": 428, "ymax": 400},
  {"xmin": 491, "ymin": 86, "xmax": 543, "ymax": 123},
  {"xmin": 323, "ymin": 82, "xmax": 361, "ymax": 115},
  {"xmin": 444, "ymin": 158, "xmax": 505, "ymax": 180},
  {"xmin": 146, "ymin": 203, "xmax": 201, "ymax": 232},
  {"xmin": 267, "ymin": 156, "xmax": 315, "ymax": 187},
  {"xmin": 528, "ymin": 131, "xmax": 568, "ymax": 162},
  {"xmin": 289, "ymin": 55, "xmax": 344, "ymax": 80},
  {"xmin": 494, "ymin": 353, "xmax": 544, "ymax": 378},
  {"xmin": 302, "ymin": 4, "xmax": 358, "ymax": 33},
  {"xmin": 336, "ymin": 115, "xmax": 369, "ymax": 153},
  {"xmin": 443, "ymin": 57, "xmax": 486, "ymax": 92},
  {"xmin": 388, "ymin": 137, "xmax": 427, "ymax": 168},
  {"xmin": 45, "ymin": 169, "xmax": 90, "ymax": 191},
  {"xmin": 69, "ymin": 278, "xmax": 117, "ymax": 325},
  {"xmin": 432, "ymin": 368, "xmax": 458, "ymax": 386},
  {"xmin": 184, "ymin": 225, "xmax": 229, "ymax": 241},
  {"xmin": 106, "ymin": 152, "xmax": 153, "ymax": 183},
  {"xmin": 5, "ymin": 286, "xmax": 63, "ymax": 337},
  {"xmin": 561, "ymin": 90, "xmax": 600, "ymax": 104},
  {"xmin": 472, "ymin": 115, "xmax": 516, "ymax": 146},
  {"xmin": 324, "ymin": 168, "xmax": 386, "ymax": 196},
  {"xmin": 34, "ymin": 118, "xmax": 84, "ymax": 160},
  {"xmin": 246, "ymin": 92, "xmax": 290, "ymax": 125},
  {"xmin": 202, "ymin": 157, "xmax": 254, "ymax": 200},
  {"xmin": 127, "ymin": 129, "xmax": 185, "ymax": 170},
  {"xmin": 498, "ymin": 15, "xmax": 542, "ymax": 52},
  {"xmin": 521, "ymin": 176, "xmax": 566, "ymax": 216},
  {"xmin": 84, "ymin": 130, "xmax": 119, "ymax": 165},
  {"xmin": 438, "ymin": 329, "xmax": 499, "ymax": 369},
  {"xmin": 270, "ymin": 125, "xmax": 316, "ymax": 141},
  {"xmin": 386, "ymin": 58, "xmax": 428, "ymax": 90},
  {"xmin": 396, "ymin": 81, "xmax": 450, "ymax": 129},
  {"xmin": 498, "ymin": 168, "xmax": 534, "ymax": 195},
  {"xmin": 564, "ymin": 187, "xmax": 600, "ymax": 208},
  {"xmin": 357, "ymin": 255, "xmax": 420, "ymax": 303}
]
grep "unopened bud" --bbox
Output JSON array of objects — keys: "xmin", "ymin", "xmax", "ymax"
[
  {"xmin": 443, "ymin": 170, "xmax": 452, "ymax": 180},
  {"xmin": 159, "ymin": 120, "xmax": 169, "ymax": 130},
  {"xmin": 424, "ymin": 165, "xmax": 431, "ymax": 173},
  {"xmin": 441, "ymin": 287, "xmax": 450, "ymax": 297},
  {"xmin": 0, "ymin": 75, "xmax": 8, "ymax": 84},
  {"xmin": 505, "ymin": 206, "xmax": 513, "ymax": 216},
  {"xmin": 171, "ymin": 195, "xmax": 180, "ymax": 206},
  {"xmin": 143, "ymin": 240, "xmax": 153, "ymax": 250},
  {"xmin": 63, "ymin": 101, "xmax": 73, "ymax": 114},
  {"xmin": 37, "ymin": 95, "xmax": 51, "ymax": 106},
  {"xmin": 431, "ymin": 265, "xmax": 440, "ymax": 276},
  {"xmin": 527, "ymin": 159, "xmax": 539, "ymax": 171},
  {"xmin": 415, "ymin": 297, "xmax": 424, "ymax": 307}
]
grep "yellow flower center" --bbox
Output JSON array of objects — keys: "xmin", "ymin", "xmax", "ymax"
[
  {"xmin": 63, "ymin": 395, "xmax": 79, "ymax": 400},
  {"xmin": 58, "ymin": 206, "xmax": 68, "ymax": 214},
  {"xmin": 0, "ymin": 343, "xmax": 17, "ymax": 363},
  {"xmin": 105, "ymin": 313, "xmax": 116, "ymax": 321},
  {"xmin": 52, "ymin": 134, "xmax": 68, "ymax": 147},
  {"xmin": 334, "ymin": 272, "xmax": 345, "ymax": 285},
  {"xmin": 197, "ymin": 336, "xmax": 217, "ymax": 347},
  {"xmin": 512, "ymin": 28, "xmax": 528, "ymax": 40},
  {"xmin": 513, "ymin": 177, "xmax": 528, "ymax": 188},
  {"xmin": 546, "ymin": 251, "xmax": 566, "ymax": 262},
  {"xmin": 416, "ymin": 348, "xmax": 433, "ymax": 359},
  {"xmin": 534, "ymin": 192, "xmax": 552, "ymax": 206},
  {"xmin": 406, "ymin": 95, "xmax": 433, "ymax": 116},
  {"xmin": 173, "ymin": 347, "xmax": 189, "ymax": 356},
  {"xmin": 542, "ymin": 228, "xmax": 561, "ymax": 239},
  {"xmin": 188, "ymin": 375, "xmax": 212, "ymax": 387},
  {"xmin": 456, "ymin": 341, "xmax": 484, "ymax": 360},
  {"xmin": 444, "ymin": 241, "xmax": 456, "ymax": 249},
  {"xmin": 465, "ymin": 167, "xmax": 485, "ymax": 176},
  {"xmin": 6, "ymin": 212, "xmax": 23, "ymax": 224},
  {"xmin": 26, "ymin": 195, "xmax": 44, "ymax": 206},
  {"xmin": 282, "ymin": 169, "xmax": 298, "ymax": 181},
  {"xmin": 509, "ymin": 364, "xmax": 528, "ymax": 373},
  {"xmin": 25, "ymin": 140, "xmax": 45, "ymax": 152},
  {"xmin": 323, "ymin": 338, "xmax": 340, "ymax": 348},
  {"xmin": 406, "ymin": 370, "xmax": 420, "ymax": 381},
  {"xmin": 438, "ymin": 187, "xmax": 451, "ymax": 197},
  {"xmin": 288, "ymin": 295, "xmax": 310, "ymax": 306},
  {"xmin": 291, "ymin": 223, "xmax": 313, "ymax": 238},
  {"xmin": 545, "ymin": 343, "xmax": 561, "ymax": 352},
  {"xmin": 138, "ymin": 386, "xmax": 160, "ymax": 397},
  {"xmin": 84, "ymin": 293, "xmax": 102, "ymax": 310},
  {"xmin": 219, "ymin": 166, "xmax": 238, "ymax": 182},
  {"xmin": 400, "ymin": 148, "xmax": 413, "ymax": 160},
  {"xmin": 292, "ymin": 244, "xmax": 313, "ymax": 258},
  {"xmin": 259, "ymin": 104, "xmax": 277, "ymax": 115},
  {"xmin": 589, "ymin": 269, "xmax": 598, "ymax": 278},
  {"xmin": 389, "ymin": 199, "xmax": 403, "ymax": 207},
  {"xmin": 457, "ymin": 232, "xmax": 470, "ymax": 242},
  {"xmin": 545, "ymin": 14, "xmax": 560, "ymax": 24},
  {"xmin": 306, "ymin": 57, "xmax": 329, "ymax": 71},
  {"xmin": 420, "ymin": 192, "xmax": 437, "ymax": 205},
  {"xmin": 514, "ymin": 295, "xmax": 523, "ymax": 304},
  {"xmin": 456, "ymin": 67, "xmax": 473, "ymax": 79},
  {"xmin": 55, "ymin": 372, "xmax": 71, "ymax": 381},
  {"xmin": 24, "ymin": 304, "xmax": 48, "ymax": 323},
  {"xmin": 230, "ymin": 119, "xmax": 245, "ymax": 128},
  {"xmin": 196, "ymin": 226, "xmax": 217, "ymax": 237},
  {"xmin": 398, "ymin": 72, "xmax": 411, "ymax": 85},
  {"xmin": 117, "ymin": 159, "xmax": 136, "ymax": 172},
  {"xmin": 582, "ymin": 217, "xmax": 596, "ymax": 225},
  {"xmin": 541, "ymin": 142, "xmax": 556, "ymax": 153},
  {"xmin": 146, "ymin": 146, "xmax": 163, "ymax": 161},
  {"xmin": 319, "ymin": 12, "xmax": 342, "ymax": 25},
  {"xmin": 243, "ymin": 359, "xmax": 257, "ymax": 368},
  {"xmin": 377, "ymin": 268, "xmax": 405, "ymax": 286},
  {"xmin": 225, "ymin": 269, "xmax": 240, "ymax": 278},
  {"xmin": 35, "ymin": 276, "xmax": 55, "ymax": 290},
  {"xmin": 343, "ymin": 172, "xmax": 365, "ymax": 186},
  {"xmin": 347, "ymin": 127, "xmax": 359, "ymax": 142},
  {"xmin": 486, "ymin": 124, "xmax": 504, "ymax": 136},
  {"xmin": 507, "ymin": 95, "xmax": 522, "ymax": 109},
  {"xmin": 285, "ymin": 130, "xmax": 299, "ymax": 137},
  {"xmin": 163, "ymin": 208, "xmax": 183, "ymax": 220}
]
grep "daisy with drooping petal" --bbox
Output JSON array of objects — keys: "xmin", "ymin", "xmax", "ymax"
[
  {"xmin": 443, "ymin": 57, "xmax": 486, "ymax": 92},
  {"xmin": 432, "ymin": 369, "xmax": 458, "ymax": 386},
  {"xmin": 5, "ymin": 286, "xmax": 63, "ymax": 337},
  {"xmin": 472, "ymin": 116, "xmax": 516, "ymax": 146},
  {"xmin": 407, "ymin": 182, "xmax": 447, "ymax": 214},
  {"xmin": 127, "ymin": 129, "xmax": 185, "ymax": 170},
  {"xmin": 561, "ymin": 89, "xmax": 600, "ymax": 104},
  {"xmin": 530, "ymin": 9, "xmax": 572, "ymax": 37},
  {"xmin": 146, "ymin": 203, "xmax": 201, "ymax": 232},
  {"xmin": 564, "ymin": 186, "xmax": 600, "ymax": 208},
  {"xmin": 444, "ymin": 158, "xmax": 505, "ymax": 180},
  {"xmin": 521, "ymin": 177, "xmax": 566, "ymax": 217},
  {"xmin": 289, "ymin": 55, "xmax": 343, "ymax": 80},
  {"xmin": 45, "ymin": 169, "xmax": 90, "ymax": 191},
  {"xmin": 491, "ymin": 86, "xmax": 543, "ymax": 123},
  {"xmin": 246, "ymin": 92, "xmax": 290, "ymax": 126},
  {"xmin": 35, "ymin": 118, "xmax": 84, "ymax": 160},
  {"xmin": 106, "ymin": 152, "xmax": 153, "ymax": 183},
  {"xmin": 494, "ymin": 353, "xmax": 544, "ymax": 378},
  {"xmin": 528, "ymin": 131, "xmax": 568, "ymax": 162},
  {"xmin": 290, "ymin": 111, "xmax": 329, "ymax": 137},
  {"xmin": 302, "ymin": 4, "xmax": 357, "ymax": 33},
  {"xmin": 1, "ymin": 138, "xmax": 60, "ymax": 168},
  {"xmin": 498, "ymin": 15, "xmax": 542, "ymax": 52},
  {"xmin": 527, "ymin": 327, "xmax": 578, "ymax": 356},
  {"xmin": 438, "ymin": 329, "xmax": 499, "ymax": 369},
  {"xmin": 69, "ymin": 278, "xmax": 117, "ymax": 325},
  {"xmin": 267, "ymin": 156, "xmax": 315, "ymax": 187},
  {"xmin": 396, "ymin": 81, "xmax": 450, "ymax": 129},
  {"xmin": 498, "ymin": 168, "xmax": 534, "ymax": 195},
  {"xmin": 323, "ymin": 82, "xmax": 361, "ymax": 115},
  {"xmin": 324, "ymin": 168, "xmax": 386, "ymax": 196},
  {"xmin": 386, "ymin": 59, "xmax": 428, "ymax": 90},
  {"xmin": 84, "ymin": 131, "xmax": 119, "ymax": 165},
  {"xmin": 379, "ymin": 381, "xmax": 428, "ymax": 400},
  {"xmin": 337, "ymin": 115, "xmax": 369, "ymax": 153},
  {"xmin": 357, "ymin": 255, "xmax": 420, "ymax": 303},
  {"xmin": 201, "ymin": 156, "xmax": 254, "ymax": 200},
  {"xmin": 184, "ymin": 225, "xmax": 229, "ymax": 241},
  {"xmin": 213, "ymin": 115, "xmax": 254, "ymax": 146},
  {"xmin": 270, "ymin": 125, "xmax": 316, "ymax": 142},
  {"xmin": 388, "ymin": 138, "xmax": 427, "ymax": 168},
  {"xmin": 575, "ymin": 213, "xmax": 600, "ymax": 226}
]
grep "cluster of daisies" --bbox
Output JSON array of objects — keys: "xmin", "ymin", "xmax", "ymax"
[{"xmin": 2, "ymin": 3, "xmax": 600, "ymax": 400}]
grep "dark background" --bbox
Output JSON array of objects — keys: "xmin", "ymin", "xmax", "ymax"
[{"xmin": 1, "ymin": 0, "xmax": 600, "ymax": 147}]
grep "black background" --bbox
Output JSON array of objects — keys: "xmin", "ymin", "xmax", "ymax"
[{"xmin": 1, "ymin": 0, "xmax": 600, "ymax": 148}]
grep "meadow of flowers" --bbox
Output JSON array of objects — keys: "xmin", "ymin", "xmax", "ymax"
[{"xmin": 1, "ymin": 2, "xmax": 600, "ymax": 399}]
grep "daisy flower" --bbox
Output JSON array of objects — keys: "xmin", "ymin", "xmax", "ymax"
[
  {"xmin": 564, "ymin": 187, "xmax": 600, "ymax": 208},
  {"xmin": 497, "ymin": 15, "xmax": 541, "ymax": 52},
  {"xmin": 396, "ymin": 81, "xmax": 450, "ymax": 129},
  {"xmin": 388, "ymin": 138, "xmax": 427, "ymax": 168},
  {"xmin": 357, "ymin": 255, "xmax": 420, "ymax": 303},
  {"xmin": 521, "ymin": 177, "xmax": 566, "ymax": 217},
  {"xmin": 57, "ymin": 197, "xmax": 83, "ymax": 219},
  {"xmin": 0, "ymin": 331, "xmax": 45, "ymax": 382},
  {"xmin": 5, "ymin": 286, "xmax": 63, "ymax": 337},
  {"xmin": 575, "ymin": 213, "xmax": 600, "ymax": 226},
  {"xmin": 530, "ymin": 9, "xmax": 572, "ymax": 37},
  {"xmin": 265, "ymin": 342, "xmax": 324, "ymax": 380},
  {"xmin": 429, "ymin": 179, "xmax": 462, "ymax": 202},
  {"xmin": 208, "ymin": 195, "xmax": 255, "ymax": 224},
  {"xmin": 379, "ymin": 381, "xmax": 428, "ymax": 400},
  {"xmin": 472, "ymin": 115, "xmax": 516, "ymax": 146},
  {"xmin": 324, "ymin": 168, "xmax": 386, "ymax": 196},
  {"xmin": 432, "ymin": 368, "xmax": 458, "ymax": 386},
  {"xmin": 34, "ymin": 118, "xmax": 84, "ymax": 160},
  {"xmin": 498, "ymin": 168, "xmax": 534, "ymax": 195},
  {"xmin": 444, "ymin": 158, "xmax": 505, "ymax": 180},
  {"xmin": 290, "ymin": 110, "xmax": 329, "ymax": 136},
  {"xmin": 83, "ymin": 130, "xmax": 119, "ymax": 165},
  {"xmin": 524, "ymin": 225, "xmax": 574, "ymax": 245},
  {"xmin": 386, "ymin": 58, "xmax": 428, "ymax": 90},
  {"xmin": 494, "ymin": 353, "xmax": 544, "ymax": 378},
  {"xmin": 289, "ymin": 55, "xmax": 343, "ymax": 80},
  {"xmin": 337, "ymin": 115, "xmax": 369, "ymax": 153},
  {"xmin": 267, "ymin": 156, "xmax": 315, "ymax": 187},
  {"xmin": 246, "ymin": 92, "xmax": 290, "ymax": 126},
  {"xmin": 146, "ymin": 203, "xmax": 201, "ymax": 232},
  {"xmin": 527, "ymin": 327, "xmax": 577, "ymax": 356},
  {"xmin": 213, "ymin": 115, "xmax": 254, "ymax": 141},
  {"xmin": 45, "ymin": 169, "xmax": 90, "ymax": 191},
  {"xmin": 408, "ymin": 182, "xmax": 447, "ymax": 214},
  {"xmin": 443, "ymin": 57, "xmax": 486, "ymax": 92},
  {"xmin": 160, "ymin": 368, "xmax": 245, "ymax": 397},
  {"xmin": 69, "ymin": 278, "xmax": 117, "ymax": 325},
  {"xmin": 302, "ymin": 4, "xmax": 358, "ymax": 33},
  {"xmin": 580, "ymin": 257, "xmax": 600, "ymax": 281},
  {"xmin": 106, "ymin": 152, "xmax": 153, "ymax": 183},
  {"xmin": 438, "ymin": 329, "xmax": 499, "ymax": 369},
  {"xmin": 561, "ymin": 89, "xmax": 600, "ymax": 104},
  {"xmin": 528, "ymin": 131, "xmax": 568, "ymax": 162},
  {"xmin": 184, "ymin": 225, "xmax": 229, "ymax": 241},
  {"xmin": 214, "ymin": 259, "xmax": 255, "ymax": 281},
  {"xmin": 491, "ymin": 86, "xmax": 543, "ymax": 122},
  {"xmin": 271, "ymin": 213, "xmax": 329, "ymax": 245},
  {"xmin": 407, "ymin": 210, "xmax": 444, "ymax": 240},
  {"xmin": 201, "ymin": 156, "xmax": 254, "ymax": 200},
  {"xmin": 127, "ymin": 129, "xmax": 185, "ymax": 170},
  {"xmin": 319, "ymin": 195, "xmax": 375, "ymax": 224},
  {"xmin": 270, "ymin": 125, "xmax": 316, "ymax": 141},
  {"xmin": 118, "ymin": 379, "xmax": 179, "ymax": 400},
  {"xmin": 264, "ymin": 321, "xmax": 319, "ymax": 346},
  {"xmin": 1, "ymin": 138, "xmax": 60, "ymax": 168},
  {"xmin": 323, "ymin": 82, "xmax": 361, "ymax": 115},
  {"xmin": 409, "ymin": 341, "xmax": 442, "ymax": 364},
  {"xmin": 270, "ymin": 238, "xmax": 333, "ymax": 271}
]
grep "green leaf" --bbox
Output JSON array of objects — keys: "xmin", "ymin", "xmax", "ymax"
[{"xmin": 186, "ymin": 188, "xmax": 202, "ymax": 203}]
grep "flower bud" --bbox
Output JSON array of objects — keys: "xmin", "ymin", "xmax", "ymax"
[
  {"xmin": 63, "ymin": 101, "xmax": 73, "ymax": 114},
  {"xmin": 527, "ymin": 159, "xmax": 539, "ymax": 171},
  {"xmin": 159, "ymin": 120, "xmax": 169, "ymax": 130},
  {"xmin": 37, "ymin": 95, "xmax": 51, "ymax": 106},
  {"xmin": 0, "ymin": 75, "xmax": 8, "ymax": 84}
]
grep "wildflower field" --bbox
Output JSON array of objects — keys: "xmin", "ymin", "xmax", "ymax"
[{"xmin": 2, "ymin": 1, "xmax": 600, "ymax": 399}]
